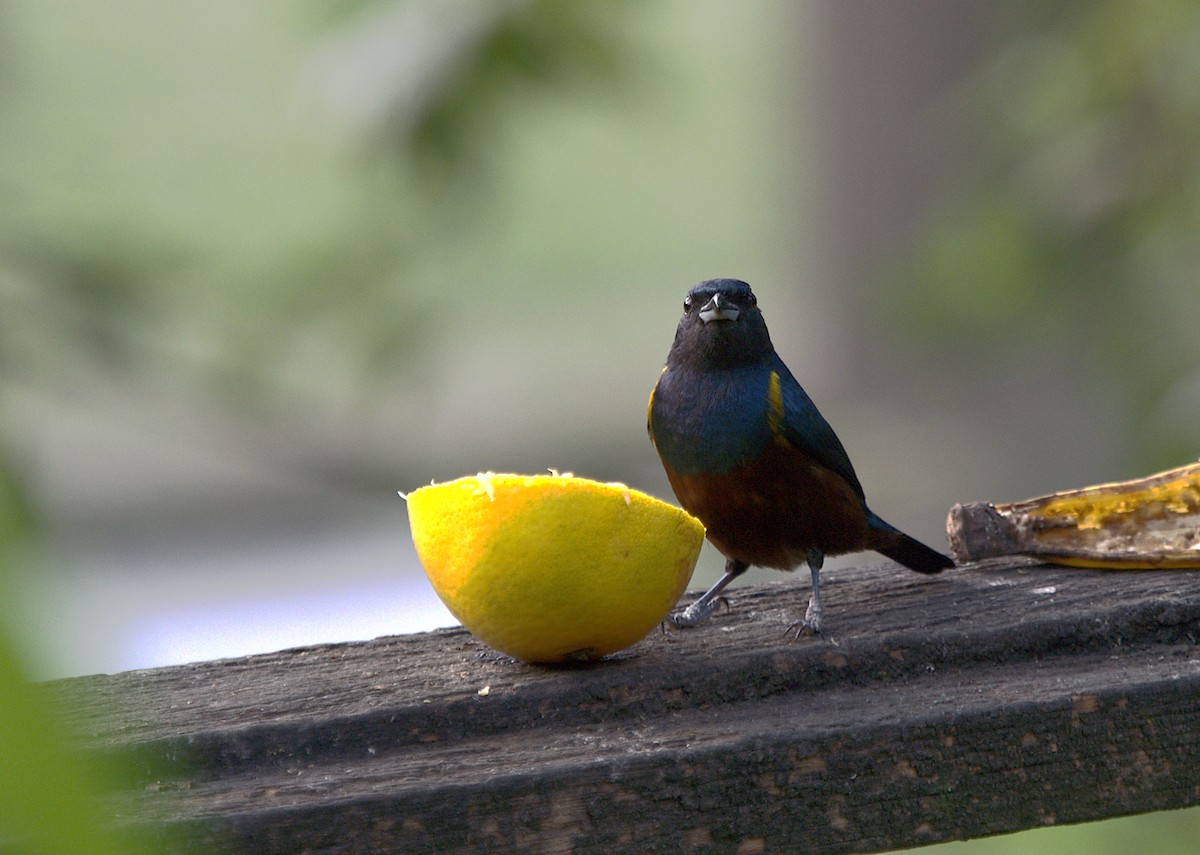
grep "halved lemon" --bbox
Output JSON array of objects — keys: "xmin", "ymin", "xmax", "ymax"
[{"xmin": 404, "ymin": 472, "xmax": 704, "ymax": 663}]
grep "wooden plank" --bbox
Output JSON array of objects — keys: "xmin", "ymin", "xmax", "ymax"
[{"xmin": 53, "ymin": 559, "xmax": 1200, "ymax": 854}]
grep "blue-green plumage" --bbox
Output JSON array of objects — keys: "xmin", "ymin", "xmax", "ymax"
[
  {"xmin": 648, "ymin": 279, "xmax": 952, "ymax": 634},
  {"xmin": 648, "ymin": 365, "xmax": 774, "ymax": 477}
]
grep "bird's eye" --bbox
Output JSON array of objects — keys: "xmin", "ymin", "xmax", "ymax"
[
  {"xmin": 747, "ymin": 293, "xmax": 757, "ymax": 307},
  {"xmin": 683, "ymin": 295, "xmax": 692, "ymax": 311}
]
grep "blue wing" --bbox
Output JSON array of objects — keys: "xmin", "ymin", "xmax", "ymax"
[{"xmin": 769, "ymin": 354, "xmax": 865, "ymax": 500}]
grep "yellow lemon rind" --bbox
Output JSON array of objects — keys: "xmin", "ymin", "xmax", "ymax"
[{"xmin": 406, "ymin": 472, "xmax": 704, "ymax": 663}]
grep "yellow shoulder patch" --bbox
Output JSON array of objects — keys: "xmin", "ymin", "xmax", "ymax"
[
  {"xmin": 767, "ymin": 370, "xmax": 785, "ymax": 439},
  {"xmin": 647, "ymin": 367, "xmax": 667, "ymax": 437}
]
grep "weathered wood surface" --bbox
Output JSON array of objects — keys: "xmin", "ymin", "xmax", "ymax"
[{"xmin": 54, "ymin": 559, "xmax": 1200, "ymax": 854}]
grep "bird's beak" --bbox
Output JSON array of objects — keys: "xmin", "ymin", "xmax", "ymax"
[{"xmin": 698, "ymin": 294, "xmax": 740, "ymax": 324}]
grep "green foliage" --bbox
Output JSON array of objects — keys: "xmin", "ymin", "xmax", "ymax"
[
  {"xmin": 0, "ymin": 465, "xmax": 153, "ymax": 852},
  {"xmin": 0, "ymin": 0, "xmax": 633, "ymax": 397},
  {"xmin": 893, "ymin": 0, "xmax": 1200, "ymax": 466},
  {"xmin": 396, "ymin": 0, "xmax": 633, "ymax": 184},
  {"xmin": 0, "ymin": 638, "xmax": 132, "ymax": 854},
  {"xmin": 913, "ymin": 805, "xmax": 1200, "ymax": 855}
]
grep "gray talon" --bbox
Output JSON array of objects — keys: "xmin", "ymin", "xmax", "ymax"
[{"xmin": 666, "ymin": 599, "xmax": 720, "ymax": 628}]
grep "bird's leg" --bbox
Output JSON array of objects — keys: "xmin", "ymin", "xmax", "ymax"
[
  {"xmin": 788, "ymin": 548, "xmax": 826, "ymax": 637},
  {"xmin": 666, "ymin": 558, "xmax": 749, "ymax": 628}
]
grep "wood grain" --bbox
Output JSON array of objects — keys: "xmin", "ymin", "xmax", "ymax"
[{"xmin": 51, "ymin": 559, "xmax": 1200, "ymax": 853}]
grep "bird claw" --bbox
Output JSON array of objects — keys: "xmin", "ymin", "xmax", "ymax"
[
  {"xmin": 785, "ymin": 603, "xmax": 825, "ymax": 639},
  {"xmin": 784, "ymin": 619, "xmax": 820, "ymax": 639},
  {"xmin": 664, "ymin": 596, "xmax": 729, "ymax": 629}
]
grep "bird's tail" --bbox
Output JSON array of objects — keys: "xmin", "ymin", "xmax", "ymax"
[{"xmin": 868, "ymin": 514, "xmax": 955, "ymax": 574}]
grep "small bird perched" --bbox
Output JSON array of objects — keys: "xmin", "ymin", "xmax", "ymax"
[{"xmin": 647, "ymin": 279, "xmax": 953, "ymax": 634}]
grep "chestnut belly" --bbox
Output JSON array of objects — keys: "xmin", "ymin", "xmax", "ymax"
[{"xmin": 665, "ymin": 439, "xmax": 872, "ymax": 570}]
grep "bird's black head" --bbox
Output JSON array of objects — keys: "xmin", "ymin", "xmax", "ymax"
[{"xmin": 666, "ymin": 278, "xmax": 775, "ymax": 371}]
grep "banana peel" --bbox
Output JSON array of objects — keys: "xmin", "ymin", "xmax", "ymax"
[{"xmin": 947, "ymin": 461, "xmax": 1200, "ymax": 569}]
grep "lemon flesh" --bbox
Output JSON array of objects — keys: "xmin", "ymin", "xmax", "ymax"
[{"xmin": 406, "ymin": 472, "xmax": 705, "ymax": 663}]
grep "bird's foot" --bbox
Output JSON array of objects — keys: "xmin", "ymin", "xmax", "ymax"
[
  {"xmin": 664, "ymin": 596, "xmax": 728, "ymax": 629},
  {"xmin": 784, "ymin": 619, "xmax": 822, "ymax": 638},
  {"xmin": 785, "ymin": 602, "xmax": 824, "ymax": 638}
]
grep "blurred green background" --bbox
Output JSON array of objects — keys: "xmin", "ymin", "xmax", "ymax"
[{"xmin": 1, "ymin": 0, "xmax": 1199, "ymax": 851}]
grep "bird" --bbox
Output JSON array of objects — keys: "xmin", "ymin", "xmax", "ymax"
[{"xmin": 647, "ymin": 278, "xmax": 953, "ymax": 635}]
